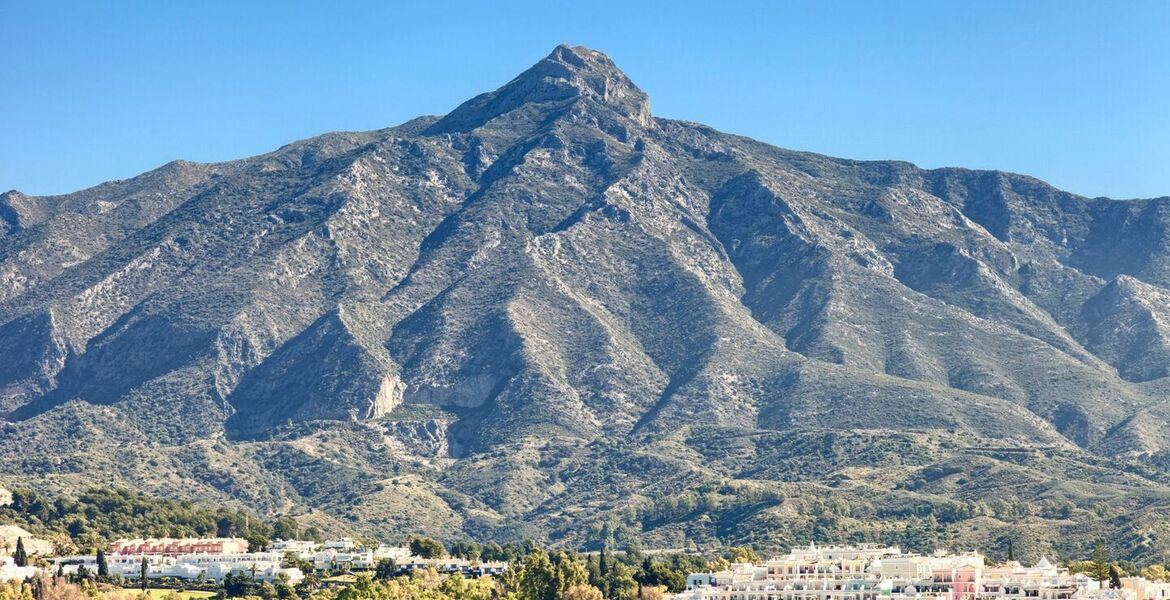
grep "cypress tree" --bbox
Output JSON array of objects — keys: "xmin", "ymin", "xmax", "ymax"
[
  {"xmin": 1007, "ymin": 540, "xmax": 1015, "ymax": 562},
  {"xmin": 587, "ymin": 554, "xmax": 602, "ymax": 589},
  {"xmin": 97, "ymin": 548, "xmax": 109, "ymax": 579},
  {"xmin": 1109, "ymin": 565, "xmax": 1123, "ymax": 590},
  {"xmin": 140, "ymin": 556, "xmax": 149, "ymax": 591},
  {"xmin": 13, "ymin": 537, "xmax": 28, "ymax": 567},
  {"xmin": 599, "ymin": 547, "xmax": 611, "ymax": 599}
]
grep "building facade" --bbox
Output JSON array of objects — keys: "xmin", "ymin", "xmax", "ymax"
[
  {"xmin": 108, "ymin": 538, "xmax": 249, "ymax": 556},
  {"xmin": 670, "ymin": 545, "xmax": 1143, "ymax": 600}
]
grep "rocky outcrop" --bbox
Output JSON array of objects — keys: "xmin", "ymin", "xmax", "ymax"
[
  {"xmin": 225, "ymin": 311, "xmax": 402, "ymax": 439},
  {"xmin": 1080, "ymin": 276, "xmax": 1170, "ymax": 382}
]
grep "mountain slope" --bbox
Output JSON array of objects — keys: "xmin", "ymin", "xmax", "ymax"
[{"xmin": 3, "ymin": 45, "xmax": 1170, "ymax": 559}]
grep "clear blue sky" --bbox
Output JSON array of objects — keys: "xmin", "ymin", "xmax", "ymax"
[{"xmin": 2, "ymin": 0, "xmax": 1167, "ymax": 199}]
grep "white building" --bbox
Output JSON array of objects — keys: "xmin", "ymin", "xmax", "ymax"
[
  {"xmin": 311, "ymin": 545, "xmax": 410, "ymax": 571},
  {"xmin": 981, "ymin": 558, "xmax": 1091, "ymax": 600},
  {"xmin": 269, "ymin": 540, "xmax": 321, "ymax": 559},
  {"xmin": 668, "ymin": 545, "xmax": 1085, "ymax": 600},
  {"xmin": 0, "ymin": 556, "xmax": 38, "ymax": 582},
  {"xmin": 55, "ymin": 551, "xmax": 302, "ymax": 584},
  {"xmin": 396, "ymin": 556, "xmax": 509, "ymax": 577},
  {"xmin": 1118, "ymin": 578, "xmax": 1170, "ymax": 600}
]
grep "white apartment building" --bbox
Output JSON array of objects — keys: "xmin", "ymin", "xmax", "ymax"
[
  {"xmin": 55, "ymin": 551, "xmax": 303, "ymax": 584},
  {"xmin": 669, "ymin": 545, "xmax": 1109, "ymax": 600}
]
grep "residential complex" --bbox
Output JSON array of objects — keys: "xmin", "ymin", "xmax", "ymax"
[
  {"xmin": 108, "ymin": 537, "xmax": 249, "ymax": 556},
  {"xmin": 56, "ymin": 550, "xmax": 303, "ymax": 584},
  {"xmin": 48, "ymin": 536, "xmax": 506, "ymax": 584},
  {"xmin": 671, "ymin": 544, "xmax": 1170, "ymax": 600}
]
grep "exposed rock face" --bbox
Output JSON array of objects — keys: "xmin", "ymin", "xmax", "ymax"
[
  {"xmin": 1080, "ymin": 275, "xmax": 1170, "ymax": 382},
  {"xmin": 3, "ymin": 45, "xmax": 1170, "ymax": 556},
  {"xmin": 383, "ymin": 419, "xmax": 450, "ymax": 458}
]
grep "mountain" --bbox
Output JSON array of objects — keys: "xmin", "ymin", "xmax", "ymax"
[{"xmin": 3, "ymin": 45, "xmax": 1170, "ymax": 559}]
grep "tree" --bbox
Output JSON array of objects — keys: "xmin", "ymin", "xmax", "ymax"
[
  {"xmin": 140, "ymin": 556, "xmax": 149, "ymax": 592},
  {"xmin": 641, "ymin": 585, "xmax": 667, "ymax": 600},
  {"xmin": 76, "ymin": 533, "xmax": 103, "ymax": 555},
  {"xmin": 245, "ymin": 534, "xmax": 269, "ymax": 553},
  {"xmin": 445, "ymin": 573, "xmax": 495, "ymax": 600},
  {"xmin": 481, "ymin": 542, "xmax": 508, "ymax": 562},
  {"xmin": 13, "ymin": 538, "xmax": 28, "ymax": 567},
  {"xmin": 1142, "ymin": 565, "xmax": 1169, "ymax": 582},
  {"xmin": 518, "ymin": 549, "xmax": 557, "ymax": 600},
  {"xmin": 608, "ymin": 562, "xmax": 640, "ymax": 600},
  {"xmin": 727, "ymin": 546, "xmax": 759, "ymax": 564},
  {"xmin": 1092, "ymin": 542, "xmax": 1110, "ymax": 583},
  {"xmin": 374, "ymin": 559, "xmax": 396, "ymax": 581},
  {"xmin": 636, "ymin": 559, "xmax": 686, "ymax": 593},
  {"xmin": 49, "ymin": 535, "xmax": 78, "ymax": 558},
  {"xmin": 553, "ymin": 551, "xmax": 588, "ymax": 598},
  {"xmin": 1109, "ymin": 565, "xmax": 1123, "ymax": 590},
  {"xmin": 280, "ymin": 552, "xmax": 313, "ymax": 573},
  {"xmin": 302, "ymin": 527, "xmax": 324, "ymax": 544},
  {"xmin": 586, "ymin": 554, "xmax": 602, "ymax": 591},
  {"xmin": 407, "ymin": 535, "xmax": 444, "ymax": 559},
  {"xmin": 1007, "ymin": 540, "xmax": 1015, "ymax": 562},
  {"xmin": 271, "ymin": 517, "xmax": 299, "ymax": 542},
  {"xmin": 223, "ymin": 572, "xmax": 261, "ymax": 598},
  {"xmin": 563, "ymin": 584, "xmax": 605, "ymax": 600},
  {"xmin": 449, "ymin": 540, "xmax": 482, "ymax": 561},
  {"xmin": 596, "ymin": 547, "xmax": 609, "ymax": 597},
  {"xmin": 95, "ymin": 550, "xmax": 109, "ymax": 580},
  {"xmin": 297, "ymin": 572, "xmax": 323, "ymax": 595}
]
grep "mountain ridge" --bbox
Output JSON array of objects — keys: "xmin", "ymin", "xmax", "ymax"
[{"xmin": 3, "ymin": 45, "xmax": 1170, "ymax": 558}]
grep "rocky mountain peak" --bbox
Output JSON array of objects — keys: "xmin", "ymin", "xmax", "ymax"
[
  {"xmin": 0, "ymin": 190, "xmax": 28, "ymax": 234},
  {"xmin": 4, "ymin": 45, "xmax": 1170, "ymax": 557},
  {"xmin": 426, "ymin": 44, "xmax": 651, "ymax": 134}
]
